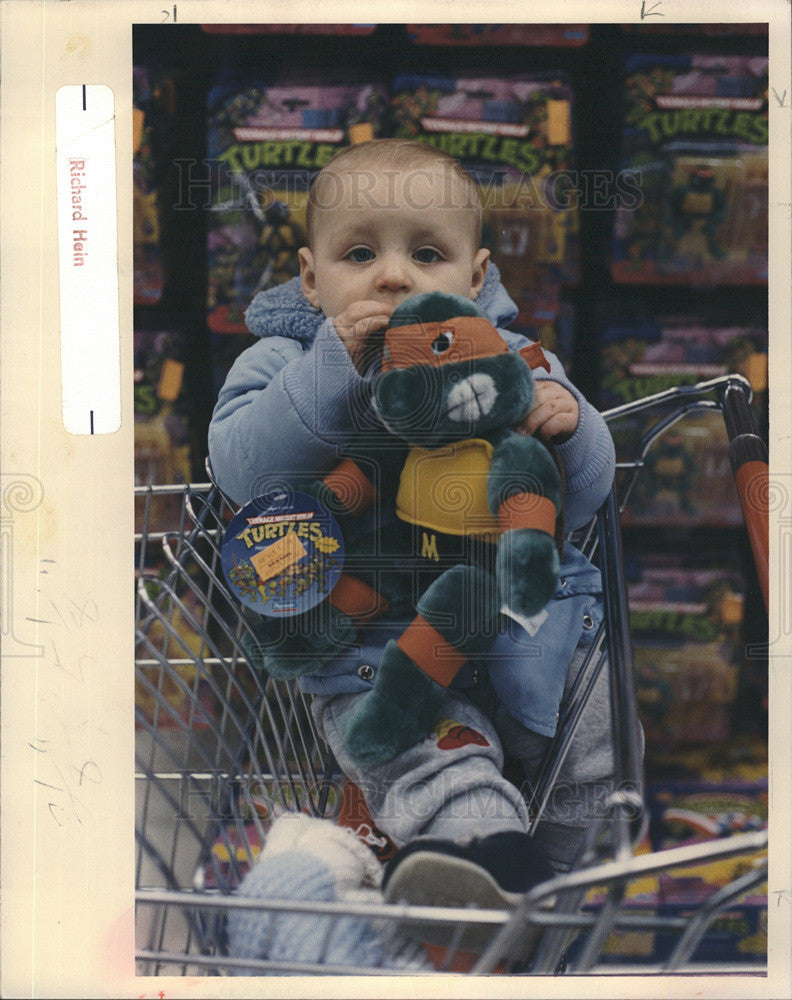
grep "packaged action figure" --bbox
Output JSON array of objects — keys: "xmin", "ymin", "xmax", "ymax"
[
  {"xmin": 612, "ymin": 54, "xmax": 768, "ymax": 285},
  {"xmin": 206, "ymin": 74, "xmax": 388, "ymax": 386},
  {"xmin": 392, "ymin": 72, "xmax": 578, "ymax": 366},
  {"xmin": 133, "ymin": 66, "xmax": 177, "ymax": 304},
  {"xmin": 406, "ymin": 24, "xmax": 589, "ymax": 48},
  {"xmin": 598, "ymin": 316, "xmax": 767, "ymax": 526}
]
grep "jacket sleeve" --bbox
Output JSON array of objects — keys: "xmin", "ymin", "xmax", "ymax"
[
  {"xmin": 532, "ymin": 350, "xmax": 616, "ymax": 530},
  {"xmin": 208, "ymin": 318, "xmax": 372, "ymax": 505}
]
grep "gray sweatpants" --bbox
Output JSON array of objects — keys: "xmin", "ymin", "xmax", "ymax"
[{"xmin": 312, "ymin": 638, "xmax": 622, "ymax": 873}]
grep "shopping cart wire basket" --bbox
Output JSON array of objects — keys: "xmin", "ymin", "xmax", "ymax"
[{"xmin": 135, "ymin": 374, "xmax": 768, "ymax": 976}]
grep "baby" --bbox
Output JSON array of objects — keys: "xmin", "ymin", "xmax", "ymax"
[
  {"xmin": 209, "ymin": 139, "xmax": 621, "ymax": 918},
  {"xmin": 298, "ymin": 140, "xmax": 579, "ymax": 438}
]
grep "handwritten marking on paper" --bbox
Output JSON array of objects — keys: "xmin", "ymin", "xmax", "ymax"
[
  {"xmin": 30, "ymin": 558, "xmax": 104, "ymax": 828},
  {"xmin": 32, "ymin": 758, "xmax": 102, "ymax": 828}
]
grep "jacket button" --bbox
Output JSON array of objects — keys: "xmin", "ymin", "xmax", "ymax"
[
  {"xmin": 582, "ymin": 614, "xmax": 594, "ymax": 630},
  {"xmin": 358, "ymin": 663, "xmax": 375, "ymax": 681}
]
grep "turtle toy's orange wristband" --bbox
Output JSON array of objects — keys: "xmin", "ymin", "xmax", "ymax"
[
  {"xmin": 396, "ymin": 615, "xmax": 468, "ymax": 688},
  {"xmin": 323, "ymin": 458, "xmax": 378, "ymax": 514},
  {"xmin": 497, "ymin": 491, "xmax": 556, "ymax": 537},
  {"xmin": 329, "ymin": 574, "xmax": 389, "ymax": 625}
]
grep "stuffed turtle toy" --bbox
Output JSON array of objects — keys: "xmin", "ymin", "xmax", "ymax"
[{"xmin": 243, "ymin": 291, "xmax": 562, "ymax": 765}]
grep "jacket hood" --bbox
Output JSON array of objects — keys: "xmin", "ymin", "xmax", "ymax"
[{"xmin": 243, "ymin": 262, "xmax": 519, "ymax": 345}]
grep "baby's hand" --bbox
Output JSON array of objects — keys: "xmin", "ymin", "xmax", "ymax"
[
  {"xmin": 333, "ymin": 301, "xmax": 392, "ymax": 374},
  {"xmin": 518, "ymin": 380, "xmax": 579, "ymax": 444}
]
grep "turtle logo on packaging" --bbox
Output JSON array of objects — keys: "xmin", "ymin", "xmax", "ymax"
[{"xmin": 221, "ymin": 490, "xmax": 344, "ymax": 616}]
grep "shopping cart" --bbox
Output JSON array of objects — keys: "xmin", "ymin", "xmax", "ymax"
[{"xmin": 135, "ymin": 373, "xmax": 769, "ymax": 976}]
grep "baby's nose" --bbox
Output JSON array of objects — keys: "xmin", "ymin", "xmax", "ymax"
[{"xmin": 375, "ymin": 255, "xmax": 412, "ymax": 292}]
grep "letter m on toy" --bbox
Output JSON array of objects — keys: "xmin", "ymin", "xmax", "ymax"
[{"xmin": 421, "ymin": 531, "xmax": 439, "ymax": 562}]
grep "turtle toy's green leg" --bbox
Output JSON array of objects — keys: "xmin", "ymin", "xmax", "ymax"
[{"xmin": 343, "ymin": 564, "xmax": 499, "ymax": 766}]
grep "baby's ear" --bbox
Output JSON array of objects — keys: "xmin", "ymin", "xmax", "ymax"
[
  {"xmin": 470, "ymin": 248, "xmax": 490, "ymax": 300},
  {"xmin": 298, "ymin": 247, "xmax": 321, "ymax": 308}
]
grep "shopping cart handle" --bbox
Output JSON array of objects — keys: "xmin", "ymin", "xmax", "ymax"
[
  {"xmin": 730, "ymin": 437, "xmax": 769, "ymax": 611},
  {"xmin": 721, "ymin": 382, "xmax": 769, "ymax": 611}
]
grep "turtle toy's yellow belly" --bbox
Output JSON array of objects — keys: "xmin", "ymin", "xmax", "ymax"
[{"xmin": 396, "ymin": 439, "xmax": 499, "ymax": 541}]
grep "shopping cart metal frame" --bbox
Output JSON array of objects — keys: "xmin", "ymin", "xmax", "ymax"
[{"xmin": 135, "ymin": 373, "xmax": 769, "ymax": 976}]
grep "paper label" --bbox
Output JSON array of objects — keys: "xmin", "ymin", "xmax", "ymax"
[
  {"xmin": 250, "ymin": 532, "xmax": 307, "ymax": 583},
  {"xmin": 55, "ymin": 85, "xmax": 121, "ymax": 434}
]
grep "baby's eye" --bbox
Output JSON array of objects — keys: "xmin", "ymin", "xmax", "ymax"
[
  {"xmin": 413, "ymin": 247, "xmax": 443, "ymax": 264},
  {"xmin": 346, "ymin": 247, "xmax": 375, "ymax": 263}
]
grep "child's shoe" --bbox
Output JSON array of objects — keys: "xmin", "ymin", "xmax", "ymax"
[
  {"xmin": 226, "ymin": 813, "xmax": 432, "ymax": 974},
  {"xmin": 381, "ymin": 830, "xmax": 555, "ymax": 956}
]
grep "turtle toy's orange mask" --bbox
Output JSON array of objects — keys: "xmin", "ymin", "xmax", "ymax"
[{"xmin": 373, "ymin": 303, "xmax": 536, "ymax": 449}]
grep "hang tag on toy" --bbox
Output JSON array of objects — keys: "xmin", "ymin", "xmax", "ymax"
[
  {"xmin": 221, "ymin": 490, "xmax": 344, "ymax": 617},
  {"xmin": 501, "ymin": 604, "xmax": 548, "ymax": 637}
]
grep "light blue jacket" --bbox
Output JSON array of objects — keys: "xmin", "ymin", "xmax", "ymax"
[{"xmin": 208, "ymin": 266, "xmax": 615, "ymax": 736}]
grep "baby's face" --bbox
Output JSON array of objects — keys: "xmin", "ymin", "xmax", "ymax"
[{"xmin": 299, "ymin": 163, "xmax": 489, "ymax": 319}]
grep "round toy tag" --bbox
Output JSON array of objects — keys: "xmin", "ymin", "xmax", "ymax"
[{"xmin": 221, "ymin": 490, "xmax": 344, "ymax": 616}]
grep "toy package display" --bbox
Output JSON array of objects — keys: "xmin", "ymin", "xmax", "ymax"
[
  {"xmin": 133, "ymin": 66, "xmax": 177, "ymax": 304},
  {"xmin": 134, "ymin": 324, "xmax": 212, "ymax": 730},
  {"xmin": 654, "ymin": 895, "xmax": 766, "ymax": 964},
  {"xmin": 598, "ymin": 317, "xmax": 767, "ymax": 527},
  {"xmin": 134, "ymin": 328, "xmax": 191, "ymax": 484},
  {"xmin": 134, "ymin": 327, "xmax": 192, "ymax": 541},
  {"xmin": 646, "ymin": 778, "xmax": 767, "ymax": 963},
  {"xmin": 590, "ymin": 773, "xmax": 767, "ymax": 965},
  {"xmin": 201, "ymin": 24, "xmax": 376, "ymax": 36},
  {"xmin": 611, "ymin": 54, "xmax": 768, "ymax": 285},
  {"xmin": 585, "ymin": 833, "xmax": 661, "ymax": 965},
  {"xmin": 406, "ymin": 25, "xmax": 589, "ymax": 48},
  {"xmin": 628, "ymin": 562, "xmax": 745, "ymax": 748},
  {"xmin": 135, "ymin": 588, "xmax": 216, "ymax": 731},
  {"xmin": 621, "ymin": 23, "xmax": 768, "ymax": 38},
  {"xmin": 647, "ymin": 737, "xmax": 768, "ymax": 786},
  {"xmin": 391, "ymin": 73, "xmax": 579, "ymax": 368},
  {"xmin": 206, "ymin": 74, "xmax": 388, "ymax": 389},
  {"xmin": 649, "ymin": 780, "xmax": 767, "ymax": 851}
]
